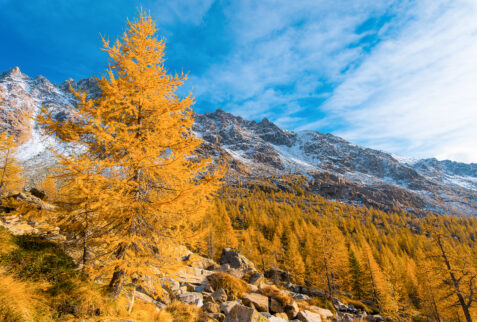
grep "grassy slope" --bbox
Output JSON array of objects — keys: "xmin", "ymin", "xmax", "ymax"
[{"xmin": 0, "ymin": 226, "xmax": 200, "ymax": 321}]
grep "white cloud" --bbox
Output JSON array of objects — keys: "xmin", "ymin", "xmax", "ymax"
[
  {"xmin": 190, "ymin": 0, "xmax": 393, "ymax": 124},
  {"xmin": 302, "ymin": 0, "xmax": 477, "ymax": 162}
]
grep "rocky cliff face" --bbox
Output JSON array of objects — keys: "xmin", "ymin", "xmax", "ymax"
[{"xmin": 1, "ymin": 67, "xmax": 476, "ymax": 216}]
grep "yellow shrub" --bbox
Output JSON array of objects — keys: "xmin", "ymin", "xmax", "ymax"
[
  {"xmin": 166, "ymin": 301, "xmax": 202, "ymax": 321},
  {"xmin": 259, "ymin": 285, "xmax": 292, "ymax": 306},
  {"xmin": 207, "ymin": 272, "xmax": 250, "ymax": 298}
]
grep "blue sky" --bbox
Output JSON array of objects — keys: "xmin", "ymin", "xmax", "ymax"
[{"xmin": 1, "ymin": 0, "xmax": 476, "ymax": 163}]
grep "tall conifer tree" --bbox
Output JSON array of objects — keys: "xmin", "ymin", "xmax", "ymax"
[{"xmin": 39, "ymin": 11, "xmax": 223, "ymax": 299}]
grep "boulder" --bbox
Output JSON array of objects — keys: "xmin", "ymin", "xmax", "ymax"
[
  {"xmin": 332, "ymin": 298, "xmax": 349, "ymax": 312},
  {"xmin": 285, "ymin": 301, "xmax": 299, "ymax": 320},
  {"xmin": 290, "ymin": 293, "xmax": 310, "ymax": 301},
  {"xmin": 175, "ymin": 266, "xmax": 214, "ymax": 284},
  {"xmin": 265, "ymin": 268, "xmax": 291, "ymax": 284},
  {"xmin": 366, "ymin": 315, "xmax": 384, "ymax": 322},
  {"xmin": 275, "ymin": 312, "xmax": 289, "ymax": 321},
  {"xmin": 248, "ymin": 272, "xmax": 264, "ymax": 286},
  {"xmin": 340, "ymin": 313, "xmax": 354, "ymax": 322},
  {"xmin": 29, "ymin": 187, "xmax": 46, "ymax": 200},
  {"xmin": 224, "ymin": 304, "xmax": 269, "ymax": 322},
  {"xmin": 220, "ymin": 248, "xmax": 256, "ymax": 270},
  {"xmin": 242, "ymin": 293, "xmax": 269, "ymax": 312},
  {"xmin": 261, "ymin": 312, "xmax": 288, "ymax": 322},
  {"xmin": 212, "ymin": 288, "xmax": 228, "ymax": 303},
  {"xmin": 270, "ymin": 298, "xmax": 285, "ymax": 314},
  {"xmin": 178, "ymin": 292, "xmax": 203, "ymax": 307},
  {"xmin": 309, "ymin": 307, "xmax": 333, "ymax": 319},
  {"xmin": 208, "ymin": 312, "xmax": 226, "ymax": 321},
  {"xmin": 204, "ymin": 301, "xmax": 221, "ymax": 313},
  {"xmin": 220, "ymin": 301, "xmax": 240, "ymax": 315},
  {"xmin": 296, "ymin": 310, "xmax": 322, "ymax": 322}
]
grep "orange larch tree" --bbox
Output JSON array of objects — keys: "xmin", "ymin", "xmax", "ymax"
[{"xmin": 39, "ymin": 11, "xmax": 224, "ymax": 300}]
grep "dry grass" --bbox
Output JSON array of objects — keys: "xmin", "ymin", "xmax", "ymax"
[
  {"xmin": 0, "ymin": 225, "xmax": 18, "ymax": 254},
  {"xmin": 0, "ymin": 273, "xmax": 50, "ymax": 321},
  {"xmin": 306, "ymin": 297, "xmax": 335, "ymax": 312},
  {"xmin": 259, "ymin": 285, "xmax": 292, "ymax": 306},
  {"xmin": 342, "ymin": 298, "xmax": 377, "ymax": 314},
  {"xmin": 166, "ymin": 301, "xmax": 203, "ymax": 321},
  {"xmin": 207, "ymin": 272, "xmax": 250, "ymax": 298}
]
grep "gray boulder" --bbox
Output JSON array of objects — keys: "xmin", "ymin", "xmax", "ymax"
[
  {"xmin": 224, "ymin": 304, "xmax": 269, "ymax": 322},
  {"xmin": 178, "ymin": 292, "xmax": 203, "ymax": 307},
  {"xmin": 220, "ymin": 248, "xmax": 256, "ymax": 270},
  {"xmin": 212, "ymin": 288, "xmax": 228, "ymax": 303},
  {"xmin": 242, "ymin": 293, "xmax": 269, "ymax": 312}
]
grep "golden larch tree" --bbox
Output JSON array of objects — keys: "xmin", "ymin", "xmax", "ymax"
[
  {"xmin": 0, "ymin": 131, "xmax": 23, "ymax": 196},
  {"xmin": 39, "ymin": 11, "xmax": 224, "ymax": 300}
]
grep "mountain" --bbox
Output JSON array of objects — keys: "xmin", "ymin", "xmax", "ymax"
[{"xmin": 1, "ymin": 67, "xmax": 476, "ymax": 216}]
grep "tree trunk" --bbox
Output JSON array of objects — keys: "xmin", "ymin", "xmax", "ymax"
[
  {"xmin": 108, "ymin": 243, "xmax": 127, "ymax": 299},
  {"xmin": 109, "ymin": 269, "xmax": 126, "ymax": 299},
  {"xmin": 128, "ymin": 286, "xmax": 136, "ymax": 313},
  {"xmin": 436, "ymin": 236, "xmax": 472, "ymax": 322}
]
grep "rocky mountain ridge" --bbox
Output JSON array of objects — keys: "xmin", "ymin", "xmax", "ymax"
[{"xmin": 1, "ymin": 67, "xmax": 475, "ymax": 216}]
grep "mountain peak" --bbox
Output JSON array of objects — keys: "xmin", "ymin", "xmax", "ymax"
[{"xmin": 0, "ymin": 66, "xmax": 27, "ymax": 80}]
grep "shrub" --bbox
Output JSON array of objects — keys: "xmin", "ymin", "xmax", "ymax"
[
  {"xmin": 259, "ymin": 285, "xmax": 291, "ymax": 306},
  {"xmin": 166, "ymin": 301, "xmax": 202, "ymax": 321},
  {"xmin": 207, "ymin": 272, "xmax": 250, "ymax": 298}
]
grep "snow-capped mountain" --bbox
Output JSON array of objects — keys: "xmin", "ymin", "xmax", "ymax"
[{"xmin": 1, "ymin": 67, "xmax": 476, "ymax": 216}]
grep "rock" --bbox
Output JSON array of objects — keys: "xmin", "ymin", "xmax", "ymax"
[
  {"xmin": 260, "ymin": 312, "xmax": 288, "ymax": 321},
  {"xmin": 285, "ymin": 301, "xmax": 299, "ymax": 320},
  {"xmin": 332, "ymin": 298, "xmax": 348, "ymax": 312},
  {"xmin": 270, "ymin": 298, "xmax": 285, "ymax": 314},
  {"xmin": 204, "ymin": 301, "xmax": 221, "ymax": 313},
  {"xmin": 290, "ymin": 293, "xmax": 310, "ymax": 301},
  {"xmin": 249, "ymin": 284, "xmax": 259, "ymax": 292},
  {"xmin": 212, "ymin": 288, "xmax": 228, "ymax": 303},
  {"xmin": 249, "ymin": 272, "xmax": 264, "ymax": 286},
  {"xmin": 182, "ymin": 282, "xmax": 196, "ymax": 292},
  {"xmin": 366, "ymin": 315, "xmax": 384, "ymax": 322},
  {"xmin": 216, "ymin": 264, "xmax": 246, "ymax": 279},
  {"xmin": 178, "ymin": 292, "xmax": 203, "ymax": 307},
  {"xmin": 308, "ymin": 307, "xmax": 333, "ymax": 319},
  {"xmin": 242, "ymin": 293, "xmax": 269, "ymax": 312},
  {"xmin": 208, "ymin": 312, "xmax": 226, "ymax": 321},
  {"xmin": 220, "ymin": 300, "xmax": 240, "ymax": 315},
  {"xmin": 224, "ymin": 304, "xmax": 268, "ymax": 322},
  {"xmin": 29, "ymin": 187, "xmax": 46, "ymax": 200},
  {"xmin": 340, "ymin": 313, "xmax": 354, "ymax": 322},
  {"xmin": 220, "ymin": 248, "xmax": 256, "ymax": 270},
  {"xmin": 265, "ymin": 268, "xmax": 291, "ymax": 284},
  {"xmin": 275, "ymin": 312, "xmax": 289, "ymax": 321},
  {"xmin": 12, "ymin": 192, "xmax": 56, "ymax": 211},
  {"xmin": 296, "ymin": 310, "xmax": 322, "ymax": 322},
  {"xmin": 161, "ymin": 277, "xmax": 181, "ymax": 293},
  {"xmin": 175, "ymin": 266, "xmax": 215, "ymax": 284}
]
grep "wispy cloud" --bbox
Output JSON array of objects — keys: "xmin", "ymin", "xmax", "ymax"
[
  {"xmin": 301, "ymin": 0, "xmax": 477, "ymax": 162},
  {"xmin": 189, "ymin": 0, "xmax": 395, "ymax": 122}
]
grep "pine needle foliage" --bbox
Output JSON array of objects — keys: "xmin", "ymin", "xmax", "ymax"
[
  {"xmin": 38, "ymin": 11, "xmax": 224, "ymax": 299},
  {"xmin": 0, "ymin": 131, "xmax": 23, "ymax": 196}
]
